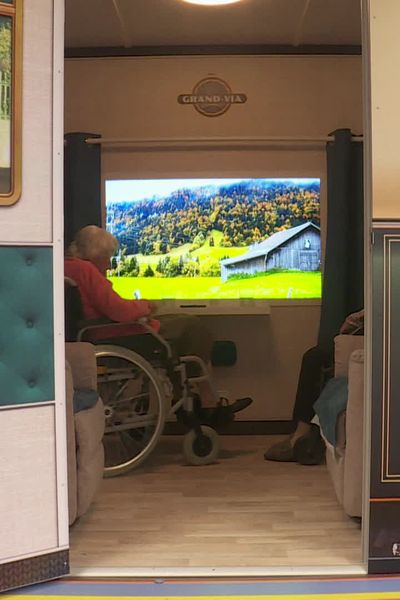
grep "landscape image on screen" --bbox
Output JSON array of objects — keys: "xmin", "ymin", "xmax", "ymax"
[{"xmin": 106, "ymin": 178, "xmax": 321, "ymax": 300}]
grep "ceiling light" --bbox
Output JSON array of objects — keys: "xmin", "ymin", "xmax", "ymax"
[{"xmin": 182, "ymin": 0, "xmax": 243, "ymax": 6}]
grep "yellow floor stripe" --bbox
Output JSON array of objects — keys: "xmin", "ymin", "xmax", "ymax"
[{"xmin": 4, "ymin": 594, "xmax": 400, "ymax": 600}]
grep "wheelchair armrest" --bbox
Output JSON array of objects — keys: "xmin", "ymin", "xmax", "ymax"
[
  {"xmin": 77, "ymin": 317, "xmax": 172, "ymax": 359},
  {"xmin": 77, "ymin": 318, "xmax": 145, "ymax": 341},
  {"xmin": 135, "ymin": 319, "xmax": 174, "ymax": 360},
  {"xmin": 76, "ymin": 318, "xmax": 117, "ymax": 341}
]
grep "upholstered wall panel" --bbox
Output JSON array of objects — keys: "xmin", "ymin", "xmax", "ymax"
[{"xmin": 0, "ymin": 247, "xmax": 54, "ymax": 406}]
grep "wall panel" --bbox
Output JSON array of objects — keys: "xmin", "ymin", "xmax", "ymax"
[
  {"xmin": 0, "ymin": 405, "xmax": 58, "ymax": 560},
  {"xmin": 64, "ymin": 54, "xmax": 363, "ymax": 420}
]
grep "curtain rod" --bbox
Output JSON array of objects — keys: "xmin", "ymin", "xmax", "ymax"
[{"xmin": 84, "ymin": 135, "xmax": 363, "ymax": 148}]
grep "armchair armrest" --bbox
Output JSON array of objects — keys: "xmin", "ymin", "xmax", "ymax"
[
  {"xmin": 343, "ymin": 348, "xmax": 365, "ymax": 516},
  {"xmin": 65, "ymin": 342, "xmax": 98, "ymax": 390},
  {"xmin": 65, "ymin": 343, "xmax": 105, "ymax": 525},
  {"xmin": 334, "ymin": 334, "xmax": 364, "ymax": 377},
  {"xmin": 65, "ymin": 360, "xmax": 78, "ymax": 524}
]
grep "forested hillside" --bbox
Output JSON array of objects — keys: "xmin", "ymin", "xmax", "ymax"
[{"xmin": 107, "ymin": 180, "xmax": 320, "ymax": 256}]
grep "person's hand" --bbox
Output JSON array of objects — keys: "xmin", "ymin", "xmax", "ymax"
[
  {"xmin": 140, "ymin": 299, "xmax": 158, "ymax": 315},
  {"xmin": 339, "ymin": 309, "xmax": 364, "ymax": 334},
  {"xmin": 135, "ymin": 300, "xmax": 160, "ymax": 332},
  {"xmin": 135, "ymin": 299, "xmax": 154, "ymax": 317}
]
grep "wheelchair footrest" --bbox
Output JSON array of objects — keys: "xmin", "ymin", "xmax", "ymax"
[{"xmin": 195, "ymin": 396, "xmax": 253, "ymax": 428}]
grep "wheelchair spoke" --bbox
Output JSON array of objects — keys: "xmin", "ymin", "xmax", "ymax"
[{"xmin": 95, "ymin": 345, "xmax": 167, "ymax": 475}]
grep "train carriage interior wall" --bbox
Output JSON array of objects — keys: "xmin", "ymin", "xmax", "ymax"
[{"xmin": 63, "ymin": 0, "xmax": 366, "ymax": 573}]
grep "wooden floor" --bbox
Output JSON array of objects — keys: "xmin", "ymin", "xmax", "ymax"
[{"xmin": 70, "ymin": 436, "xmax": 362, "ymax": 568}]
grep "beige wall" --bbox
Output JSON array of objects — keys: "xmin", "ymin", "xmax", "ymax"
[
  {"xmin": 65, "ymin": 55, "xmax": 362, "ymax": 139},
  {"xmin": 64, "ymin": 55, "xmax": 362, "ymax": 420},
  {"xmin": 366, "ymin": 0, "xmax": 400, "ymax": 219}
]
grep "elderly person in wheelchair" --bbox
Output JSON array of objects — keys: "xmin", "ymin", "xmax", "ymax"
[{"xmin": 65, "ymin": 225, "xmax": 252, "ymax": 475}]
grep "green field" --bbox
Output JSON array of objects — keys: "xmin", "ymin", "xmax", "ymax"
[
  {"xmin": 130, "ymin": 229, "xmax": 246, "ymax": 267},
  {"xmin": 112, "ymin": 230, "xmax": 321, "ymax": 300},
  {"xmin": 110, "ymin": 271, "xmax": 322, "ymax": 300}
]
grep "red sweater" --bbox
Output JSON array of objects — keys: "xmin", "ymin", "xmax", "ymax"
[{"xmin": 64, "ymin": 256, "xmax": 160, "ymax": 338}]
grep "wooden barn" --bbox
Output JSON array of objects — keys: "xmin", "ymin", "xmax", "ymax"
[{"xmin": 220, "ymin": 222, "xmax": 321, "ymax": 282}]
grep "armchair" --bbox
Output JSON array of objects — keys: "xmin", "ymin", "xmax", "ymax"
[
  {"xmin": 323, "ymin": 334, "xmax": 364, "ymax": 518},
  {"xmin": 65, "ymin": 342, "xmax": 105, "ymax": 525}
]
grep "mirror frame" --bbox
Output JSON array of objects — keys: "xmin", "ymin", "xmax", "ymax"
[{"xmin": 0, "ymin": 0, "xmax": 22, "ymax": 206}]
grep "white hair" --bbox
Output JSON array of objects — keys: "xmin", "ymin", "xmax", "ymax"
[{"xmin": 68, "ymin": 225, "xmax": 118, "ymax": 262}]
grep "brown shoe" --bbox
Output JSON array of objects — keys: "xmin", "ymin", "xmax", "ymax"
[
  {"xmin": 293, "ymin": 424, "xmax": 326, "ymax": 465},
  {"xmin": 264, "ymin": 438, "xmax": 296, "ymax": 462}
]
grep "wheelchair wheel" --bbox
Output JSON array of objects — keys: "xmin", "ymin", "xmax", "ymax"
[
  {"xmin": 183, "ymin": 425, "xmax": 219, "ymax": 466},
  {"xmin": 95, "ymin": 345, "xmax": 167, "ymax": 477}
]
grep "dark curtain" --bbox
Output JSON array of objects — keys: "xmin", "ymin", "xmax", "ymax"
[
  {"xmin": 64, "ymin": 132, "xmax": 102, "ymax": 250},
  {"xmin": 317, "ymin": 128, "xmax": 364, "ymax": 352}
]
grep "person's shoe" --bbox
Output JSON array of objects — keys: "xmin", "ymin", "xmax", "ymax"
[
  {"xmin": 264, "ymin": 438, "xmax": 296, "ymax": 462},
  {"xmin": 199, "ymin": 397, "xmax": 253, "ymax": 427},
  {"xmin": 292, "ymin": 424, "xmax": 325, "ymax": 465},
  {"xmin": 221, "ymin": 396, "xmax": 253, "ymax": 414}
]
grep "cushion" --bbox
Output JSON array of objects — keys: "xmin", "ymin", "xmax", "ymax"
[
  {"xmin": 73, "ymin": 388, "xmax": 99, "ymax": 414},
  {"xmin": 314, "ymin": 376, "xmax": 348, "ymax": 446},
  {"xmin": 0, "ymin": 247, "xmax": 54, "ymax": 406}
]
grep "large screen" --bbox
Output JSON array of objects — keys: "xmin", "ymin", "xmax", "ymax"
[{"xmin": 105, "ymin": 178, "xmax": 321, "ymax": 300}]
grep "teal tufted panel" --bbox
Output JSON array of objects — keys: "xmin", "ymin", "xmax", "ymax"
[{"xmin": 0, "ymin": 247, "xmax": 54, "ymax": 405}]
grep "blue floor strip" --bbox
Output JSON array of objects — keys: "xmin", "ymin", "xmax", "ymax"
[{"xmin": 17, "ymin": 576, "xmax": 400, "ymax": 597}]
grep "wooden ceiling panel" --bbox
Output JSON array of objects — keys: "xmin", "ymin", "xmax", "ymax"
[
  {"xmin": 65, "ymin": 0, "xmax": 125, "ymax": 48},
  {"xmin": 64, "ymin": 0, "xmax": 361, "ymax": 51},
  {"xmin": 300, "ymin": 0, "xmax": 361, "ymax": 45},
  {"xmin": 114, "ymin": 0, "xmax": 306, "ymax": 47}
]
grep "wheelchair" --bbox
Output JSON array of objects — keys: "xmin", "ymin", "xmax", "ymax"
[{"xmin": 65, "ymin": 279, "xmax": 222, "ymax": 477}]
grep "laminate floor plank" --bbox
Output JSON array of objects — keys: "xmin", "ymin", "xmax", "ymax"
[{"xmin": 70, "ymin": 436, "xmax": 362, "ymax": 568}]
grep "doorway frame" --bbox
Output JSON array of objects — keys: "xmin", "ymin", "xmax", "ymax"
[{"xmin": 62, "ymin": 0, "xmax": 374, "ymax": 579}]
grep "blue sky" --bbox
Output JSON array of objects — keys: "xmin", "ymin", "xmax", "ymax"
[{"xmin": 105, "ymin": 178, "xmax": 320, "ymax": 204}]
